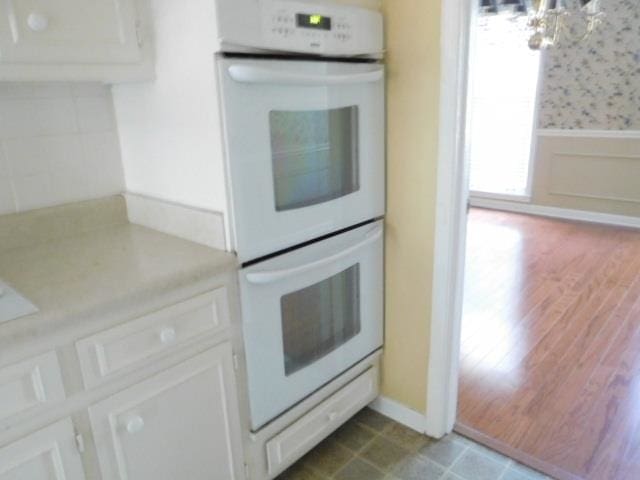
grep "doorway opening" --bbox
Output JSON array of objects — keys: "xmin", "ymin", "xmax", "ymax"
[{"xmin": 443, "ymin": 2, "xmax": 640, "ymax": 480}]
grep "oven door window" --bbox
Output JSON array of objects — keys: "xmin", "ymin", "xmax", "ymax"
[
  {"xmin": 270, "ymin": 106, "xmax": 360, "ymax": 212},
  {"xmin": 281, "ymin": 264, "xmax": 361, "ymax": 376}
]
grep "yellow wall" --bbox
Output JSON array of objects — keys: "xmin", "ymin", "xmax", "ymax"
[
  {"xmin": 334, "ymin": 0, "xmax": 443, "ymax": 414},
  {"xmin": 380, "ymin": 0, "xmax": 442, "ymax": 414},
  {"xmin": 333, "ymin": 0, "xmax": 381, "ymax": 9}
]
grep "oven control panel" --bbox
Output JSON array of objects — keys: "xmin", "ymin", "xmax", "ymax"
[
  {"xmin": 216, "ymin": 0, "xmax": 383, "ymax": 57},
  {"xmin": 268, "ymin": 12, "xmax": 353, "ymax": 43},
  {"xmin": 262, "ymin": 2, "xmax": 380, "ymax": 56}
]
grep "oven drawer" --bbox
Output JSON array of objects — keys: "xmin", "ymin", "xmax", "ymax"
[
  {"xmin": 266, "ymin": 366, "xmax": 378, "ymax": 476},
  {"xmin": 0, "ymin": 351, "xmax": 66, "ymax": 425},
  {"xmin": 76, "ymin": 289, "xmax": 230, "ymax": 388}
]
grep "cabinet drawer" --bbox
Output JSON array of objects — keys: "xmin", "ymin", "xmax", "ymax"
[
  {"xmin": 76, "ymin": 289, "xmax": 230, "ymax": 388},
  {"xmin": 266, "ymin": 367, "xmax": 378, "ymax": 476},
  {"xmin": 0, "ymin": 351, "xmax": 66, "ymax": 425}
]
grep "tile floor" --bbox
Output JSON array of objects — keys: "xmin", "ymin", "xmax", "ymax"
[{"xmin": 277, "ymin": 408, "xmax": 553, "ymax": 480}]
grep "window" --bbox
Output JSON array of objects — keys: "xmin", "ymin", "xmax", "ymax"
[
  {"xmin": 270, "ymin": 106, "xmax": 359, "ymax": 211},
  {"xmin": 280, "ymin": 265, "xmax": 361, "ymax": 376},
  {"xmin": 468, "ymin": 14, "xmax": 540, "ymax": 197}
]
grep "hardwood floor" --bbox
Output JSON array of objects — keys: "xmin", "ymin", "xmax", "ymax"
[{"xmin": 457, "ymin": 208, "xmax": 640, "ymax": 480}]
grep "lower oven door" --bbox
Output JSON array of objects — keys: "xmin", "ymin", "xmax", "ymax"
[{"xmin": 239, "ymin": 220, "xmax": 384, "ymax": 431}]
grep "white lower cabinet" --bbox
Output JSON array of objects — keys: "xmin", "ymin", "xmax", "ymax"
[
  {"xmin": 0, "ymin": 418, "xmax": 86, "ymax": 480},
  {"xmin": 89, "ymin": 344, "xmax": 245, "ymax": 480}
]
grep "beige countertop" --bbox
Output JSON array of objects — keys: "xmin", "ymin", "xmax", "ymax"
[{"xmin": 0, "ymin": 197, "xmax": 237, "ymax": 362}]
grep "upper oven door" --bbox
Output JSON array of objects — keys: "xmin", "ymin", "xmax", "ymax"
[
  {"xmin": 217, "ymin": 57, "xmax": 385, "ymax": 262},
  {"xmin": 239, "ymin": 220, "xmax": 384, "ymax": 431}
]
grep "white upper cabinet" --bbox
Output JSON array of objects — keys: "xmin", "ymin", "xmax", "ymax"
[
  {"xmin": 89, "ymin": 345, "xmax": 245, "ymax": 480},
  {"xmin": 0, "ymin": 0, "xmax": 152, "ymax": 81},
  {"xmin": 0, "ymin": 0, "xmax": 141, "ymax": 64},
  {"xmin": 0, "ymin": 0, "xmax": 140, "ymax": 63}
]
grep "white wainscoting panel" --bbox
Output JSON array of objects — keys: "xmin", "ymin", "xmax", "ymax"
[
  {"xmin": 549, "ymin": 152, "xmax": 640, "ymax": 204},
  {"xmin": 530, "ymin": 131, "xmax": 640, "ymax": 218}
]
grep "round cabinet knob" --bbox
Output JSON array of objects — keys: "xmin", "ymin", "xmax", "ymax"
[
  {"xmin": 125, "ymin": 415, "xmax": 145, "ymax": 435},
  {"xmin": 27, "ymin": 13, "xmax": 49, "ymax": 32},
  {"xmin": 159, "ymin": 327, "xmax": 177, "ymax": 345}
]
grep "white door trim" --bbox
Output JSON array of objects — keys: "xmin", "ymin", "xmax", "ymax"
[{"xmin": 425, "ymin": 0, "xmax": 473, "ymax": 438}]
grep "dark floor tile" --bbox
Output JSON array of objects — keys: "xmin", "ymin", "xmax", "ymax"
[
  {"xmin": 418, "ymin": 435, "xmax": 467, "ymax": 467},
  {"xmin": 334, "ymin": 457, "xmax": 386, "ymax": 480},
  {"xmin": 450, "ymin": 432, "xmax": 474, "ymax": 447},
  {"xmin": 501, "ymin": 469, "xmax": 531, "ymax": 480},
  {"xmin": 276, "ymin": 462, "xmax": 325, "ymax": 480},
  {"xmin": 383, "ymin": 422, "xmax": 429, "ymax": 452},
  {"xmin": 504, "ymin": 463, "xmax": 551, "ymax": 480},
  {"xmin": 332, "ymin": 421, "xmax": 377, "ymax": 452},
  {"xmin": 450, "ymin": 449, "xmax": 508, "ymax": 480},
  {"xmin": 353, "ymin": 407, "xmax": 392, "ymax": 432},
  {"xmin": 300, "ymin": 437, "xmax": 353, "ymax": 476},
  {"xmin": 392, "ymin": 456, "xmax": 445, "ymax": 480},
  {"xmin": 469, "ymin": 443, "xmax": 511, "ymax": 465},
  {"xmin": 360, "ymin": 437, "xmax": 411, "ymax": 471},
  {"xmin": 441, "ymin": 473, "xmax": 465, "ymax": 480}
]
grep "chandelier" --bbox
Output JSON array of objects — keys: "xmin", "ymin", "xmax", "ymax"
[{"xmin": 528, "ymin": 0, "xmax": 605, "ymax": 50}]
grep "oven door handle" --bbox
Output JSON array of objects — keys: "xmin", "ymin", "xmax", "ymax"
[
  {"xmin": 227, "ymin": 65, "xmax": 384, "ymax": 86},
  {"xmin": 245, "ymin": 225, "xmax": 383, "ymax": 285}
]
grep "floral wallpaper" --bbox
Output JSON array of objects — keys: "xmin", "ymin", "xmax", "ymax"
[{"xmin": 538, "ymin": 0, "xmax": 640, "ymax": 130}]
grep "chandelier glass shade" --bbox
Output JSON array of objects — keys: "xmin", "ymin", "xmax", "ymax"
[{"xmin": 527, "ymin": 0, "xmax": 605, "ymax": 50}]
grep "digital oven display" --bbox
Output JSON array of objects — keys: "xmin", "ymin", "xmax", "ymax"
[{"xmin": 296, "ymin": 13, "xmax": 332, "ymax": 31}]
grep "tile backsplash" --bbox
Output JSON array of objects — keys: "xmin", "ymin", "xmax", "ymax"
[{"xmin": 0, "ymin": 83, "xmax": 124, "ymax": 215}]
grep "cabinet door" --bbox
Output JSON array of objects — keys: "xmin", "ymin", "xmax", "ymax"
[
  {"xmin": 89, "ymin": 345, "xmax": 245, "ymax": 480},
  {"xmin": 0, "ymin": 418, "xmax": 86, "ymax": 480},
  {"xmin": 0, "ymin": 0, "xmax": 141, "ymax": 64}
]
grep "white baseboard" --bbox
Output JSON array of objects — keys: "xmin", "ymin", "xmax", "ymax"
[
  {"xmin": 470, "ymin": 197, "xmax": 640, "ymax": 230},
  {"xmin": 368, "ymin": 396, "xmax": 427, "ymax": 434},
  {"xmin": 125, "ymin": 192, "xmax": 227, "ymax": 250}
]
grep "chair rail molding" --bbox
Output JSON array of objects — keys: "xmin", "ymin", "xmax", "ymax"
[{"xmin": 538, "ymin": 129, "xmax": 640, "ymax": 139}]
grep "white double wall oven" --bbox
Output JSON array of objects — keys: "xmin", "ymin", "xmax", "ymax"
[{"xmin": 215, "ymin": 0, "xmax": 385, "ymax": 432}]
